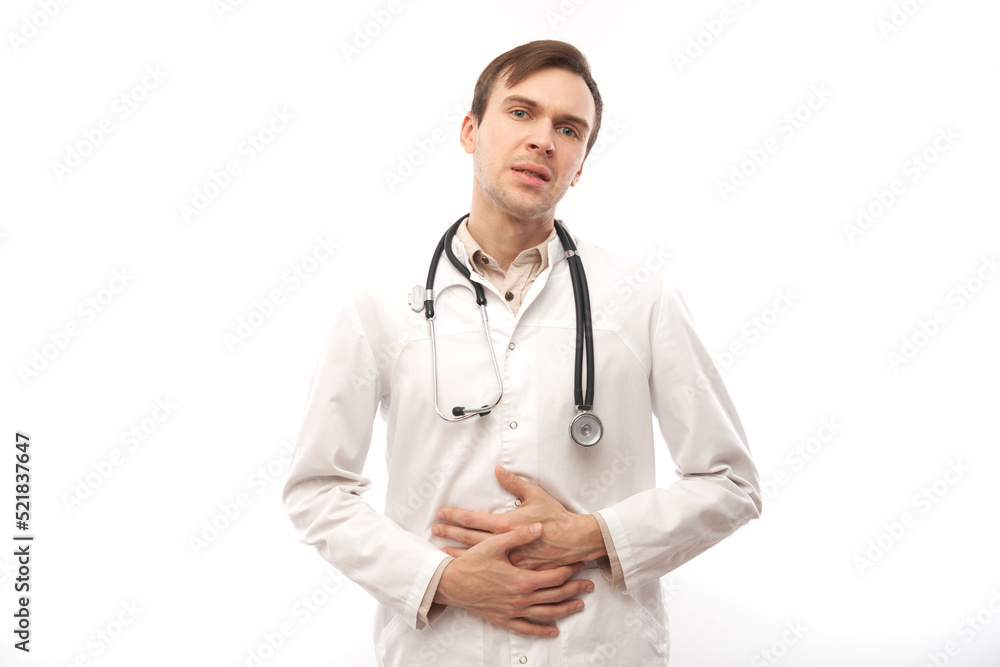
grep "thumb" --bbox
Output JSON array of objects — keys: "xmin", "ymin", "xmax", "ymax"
[
  {"xmin": 486, "ymin": 522, "xmax": 543, "ymax": 556},
  {"xmin": 495, "ymin": 464, "xmax": 532, "ymax": 498}
]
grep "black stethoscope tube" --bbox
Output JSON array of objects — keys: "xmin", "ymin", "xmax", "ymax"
[
  {"xmin": 424, "ymin": 213, "xmax": 602, "ymax": 445},
  {"xmin": 553, "ymin": 222, "xmax": 595, "ymax": 411}
]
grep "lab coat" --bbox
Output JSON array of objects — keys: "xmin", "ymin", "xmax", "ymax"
[{"xmin": 282, "ymin": 222, "xmax": 762, "ymax": 666}]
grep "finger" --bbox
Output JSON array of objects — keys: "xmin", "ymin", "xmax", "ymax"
[
  {"xmin": 528, "ymin": 561, "xmax": 586, "ymax": 589},
  {"xmin": 433, "ymin": 523, "xmax": 492, "ymax": 546},
  {"xmin": 440, "ymin": 547, "xmax": 468, "ymax": 558},
  {"xmin": 493, "ymin": 617, "xmax": 559, "ymax": 638},
  {"xmin": 437, "ymin": 507, "xmax": 503, "ymax": 533},
  {"xmin": 526, "ymin": 578, "xmax": 595, "ymax": 606},
  {"xmin": 515, "ymin": 557, "xmax": 587, "ymax": 572},
  {"xmin": 495, "ymin": 464, "xmax": 538, "ymax": 501},
  {"xmin": 485, "ymin": 523, "xmax": 544, "ymax": 556},
  {"xmin": 521, "ymin": 598, "xmax": 587, "ymax": 622}
]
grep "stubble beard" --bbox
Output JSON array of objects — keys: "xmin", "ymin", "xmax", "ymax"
[{"xmin": 473, "ymin": 148, "xmax": 558, "ymax": 225}]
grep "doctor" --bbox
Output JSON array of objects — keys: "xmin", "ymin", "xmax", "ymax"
[{"xmin": 282, "ymin": 39, "xmax": 762, "ymax": 665}]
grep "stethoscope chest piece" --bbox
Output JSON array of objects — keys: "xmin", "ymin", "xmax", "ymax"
[{"xmin": 570, "ymin": 411, "xmax": 603, "ymax": 447}]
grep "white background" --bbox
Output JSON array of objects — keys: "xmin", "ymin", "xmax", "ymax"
[{"xmin": 2, "ymin": 1, "xmax": 999, "ymax": 665}]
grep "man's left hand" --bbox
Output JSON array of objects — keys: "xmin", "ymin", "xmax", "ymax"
[{"xmin": 433, "ymin": 465, "xmax": 606, "ymax": 570}]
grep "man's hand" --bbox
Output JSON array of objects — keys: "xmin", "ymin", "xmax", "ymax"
[
  {"xmin": 433, "ymin": 465, "xmax": 607, "ymax": 570},
  {"xmin": 433, "ymin": 522, "xmax": 594, "ymax": 637}
]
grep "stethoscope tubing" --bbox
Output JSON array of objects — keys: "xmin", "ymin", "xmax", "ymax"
[
  {"xmin": 553, "ymin": 222, "xmax": 595, "ymax": 411},
  {"xmin": 427, "ymin": 282, "xmax": 503, "ymax": 421},
  {"xmin": 424, "ymin": 213, "xmax": 601, "ymax": 444}
]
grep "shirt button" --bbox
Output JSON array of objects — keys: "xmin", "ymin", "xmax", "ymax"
[
  {"xmin": 505, "ymin": 291, "xmax": 514, "ymax": 301},
  {"xmin": 519, "ymin": 657, "xmax": 527, "ymax": 664},
  {"xmin": 509, "ymin": 421, "xmax": 518, "ymax": 430},
  {"xmin": 508, "ymin": 342, "xmax": 516, "ymax": 350},
  {"xmin": 514, "ymin": 498, "xmax": 522, "ymax": 507}
]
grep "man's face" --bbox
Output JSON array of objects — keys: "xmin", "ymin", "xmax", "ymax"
[{"xmin": 461, "ymin": 66, "xmax": 596, "ymax": 225}]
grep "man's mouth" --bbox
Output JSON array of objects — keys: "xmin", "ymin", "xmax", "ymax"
[
  {"xmin": 511, "ymin": 163, "xmax": 551, "ymax": 182},
  {"xmin": 511, "ymin": 164, "xmax": 551, "ymax": 185}
]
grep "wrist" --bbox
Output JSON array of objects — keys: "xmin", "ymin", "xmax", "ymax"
[
  {"xmin": 432, "ymin": 559, "xmax": 457, "ymax": 607},
  {"xmin": 574, "ymin": 514, "xmax": 608, "ymax": 561},
  {"xmin": 431, "ymin": 558, "xmax": 455, "ymax": 609}
]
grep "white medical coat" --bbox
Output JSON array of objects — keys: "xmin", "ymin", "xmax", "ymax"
[{"xmin": 282, "ymin": 224, "xmax": 762, "ymax": 666}]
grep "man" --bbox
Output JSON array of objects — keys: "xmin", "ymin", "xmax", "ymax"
[{"xmin": 282, "ymin": 39, "xmax": 761, "ymax": 665}]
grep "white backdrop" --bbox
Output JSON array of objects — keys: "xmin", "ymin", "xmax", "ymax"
[{"xmin": 2, "ymin": 1, "xmax": 999, "ymax": 665}]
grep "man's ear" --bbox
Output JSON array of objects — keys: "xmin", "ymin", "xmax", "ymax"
[
  {"xmin": 460, "ymin": 113, "xmax": 477, "ymax": 155},
  {"xmin": 570, "ymin": 158, "xmax": 586, "ymax": 187}
]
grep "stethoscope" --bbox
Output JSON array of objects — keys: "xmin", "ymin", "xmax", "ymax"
[{"xmin": 408, "ymin": 213, "xmax": 603, "ymax": 447}]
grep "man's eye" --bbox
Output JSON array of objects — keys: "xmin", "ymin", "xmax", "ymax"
[
  {"xmin": 512, "ymin": 109, "xmax": 528, "ymax": 119},
  {"xmin": 561, "ymin": 127, "xmax": 576, "ymax": 138}
]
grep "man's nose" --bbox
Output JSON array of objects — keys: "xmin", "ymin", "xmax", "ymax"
[{"xmin": 527, "ymin": 121, "xmax": 556, "ymax": 153}]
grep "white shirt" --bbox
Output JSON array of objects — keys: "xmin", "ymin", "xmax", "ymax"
[{"xmin": 282, "ymin": 220, "xmax": 762, "ymax": 666}]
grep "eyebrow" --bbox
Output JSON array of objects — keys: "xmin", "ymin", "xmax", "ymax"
[{"xmin": 500, "ymin": 95, "xmax": 591, "ymax": 137}]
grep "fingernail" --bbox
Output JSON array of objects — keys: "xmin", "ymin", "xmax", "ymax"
[
  {"xmin": 432, "ymin": 525, "xmax": 440, "ymax": 536},
  {"xmin": 437, "ymin": 510, "xmax": 445, "ymax": 519},
  {"xmin": 575, "ymin": 602, "xmax": 584, "ymax": 611},
  {"xmin": 497, "ymin": 464, "xmax": 507, "ymax": 476},
  {"xmin": 586, "ymin": 583, "xmax": 594, "ymax": 592},
  {"xmin": 529, "ymin": 523, "xmax": 542, "ymax": 535}
]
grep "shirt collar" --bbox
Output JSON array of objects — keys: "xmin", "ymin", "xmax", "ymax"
[
  {"xmin": 452, "ymin": 215, "xmax": 562, "ymax": 274},
  {"xmin": 547, "ymin": 219, "xmax": 572, "ymax": 267}
]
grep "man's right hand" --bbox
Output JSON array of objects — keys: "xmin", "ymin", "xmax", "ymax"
[{"xmin": 432, "ymin": 522, "xmax": 594, "ymax": 637}]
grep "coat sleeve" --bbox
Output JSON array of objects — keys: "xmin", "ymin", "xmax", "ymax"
[
  {"xmin": 593, "ymin": 281, "xmax": 762, "ymax": 593},
  {"xmin": 281, "ymin": 292, "xmax": 451, "ymax": 630}
]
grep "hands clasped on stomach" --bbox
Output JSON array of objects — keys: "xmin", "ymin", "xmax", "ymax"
[{"xmin": 430, "ymin": 465, "xmax": 602, "ymax": 638}]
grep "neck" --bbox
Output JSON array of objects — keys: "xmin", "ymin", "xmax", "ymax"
[{"xmin": 467, "ymin": 193, "xmax": 555, "ymax": 273}]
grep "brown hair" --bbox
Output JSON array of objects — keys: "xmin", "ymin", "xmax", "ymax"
[{"xmin": 470, "ymin": 40, "xmax": 603, "ymax": 159}]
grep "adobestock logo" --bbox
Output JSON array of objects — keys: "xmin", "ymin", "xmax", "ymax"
[
  {"xmin": 853, "ymin": 459, "xmax": 970, "ymax": 575},
  {"xmin": 843, "ymin": 126, "xmax": 959, "ymax": 244},
  {"xmin": 886, "ymin": 254, "xmax": 997, "ymax": 372},
  {"xmin": 716, "ymin": 86, "xmax": 833, "ymax": 202},
  {"xmin": 7, "ymin": 0, "xmax": 73, "ymax": 53}
]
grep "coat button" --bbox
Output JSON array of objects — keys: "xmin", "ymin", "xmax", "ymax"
[{"xmin": 505, "ymin": 291, "xmax": 514, "ymax": 301}]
